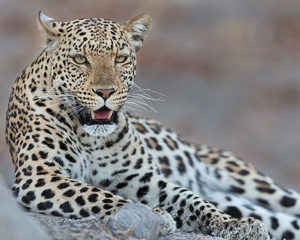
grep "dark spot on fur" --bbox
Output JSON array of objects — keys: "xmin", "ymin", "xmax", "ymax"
[
  {"xmin": 249, "ymin": 213, "xmax": 262, "ymax": 221},
  {"xmin": 172, "ymin": 195, "xmax": 180, "ymax": 204},
  {"xmin": 159, "ymin": 192, "xmax": 167, "ymax": 203},
  {"xmin": 256, "ymin": 187, "xmax": 276, "ymax": 194},
  {"xmin": 116, "ymin": 182, "xmax": 128, "ymax": 189},
  {"xmin": 92, "ymin": 206, "xmax": 101, "ymax": 214},
  {"xmin": 37, "ymin": 201, "xmax": 53, "ymax": 210},
  {"xmin": 282, "ymin": 230, "xmax": 295, "ymax": 240},
  {"xmin": 63, "ymin": 189, "xmax": 76, "ymax": 197},
  {"xmin": 88, "ymin": 194, "xmax": 98, "ymax": 203},
  {"xmin": 57, "ymin": 182, "xmax": 70, "ymax": 189},
  {"xmin": 256, "ymin": 198, "xmax": 270, "ymax": 206},
  {"xmin": 79, "ymin": 209, "xmax": 90, "ymax": 217},
  {"xmin": 75, "ymin": 196, "xmax": 86, "ymax": 206},
  {"xmin": 21, "ymin": 191, "xmax": 36, "ymax": 204},
  {"xmin": 125, "ymin": 174, "xmax": 139, "ymax": 181},
  {"xmin": 60, "ymin": 201, "xmax": 74, "ymax": 213},
  {"xmin": 51, "ymin": 211, "xmax": 63, "ymax": 217},
  {"xmin": 139, "ymin": 172, "xmax": 153, "ymax": 183},
  {"xmin": 137, "ymin": 186, "xmax": 149, "ymax": 198},
  {"xmin": 225, "ymin": 206, "xmax": 242, "ymax": 218},
  {"xmin": 158, "ymin": 180, "xmax": 167, "ymax": 189},
  {"xmin": 41, "ymin": 189, "xmax": 55, "ymax": 199},
  {"xmin": 292, "ymin": 220, "xmax": 300, "ymax": 230},
  {"xmin": 39, "ymin": 151, "xmax": 48, "ymax": 159},
  {"xmin": 239, "ymin": 169, "xmax": 250, "ymax": 176},
  {"xmin": 270, "ymin": 216, "xmax": 279, "ymax": 230},
  {"xmin": 133, "ymin": 158, "xmax": 143, "ymax": 169},
  {"xmin": 80, "ymin": 187, "xmax": 88, "ymax": 193},
  {"xmin": 280, "ymin": 196, "xmax": 297, "ymax": 207},
  {"xmin": 174, "ymin": 217, "xmax": 183, "ymax": 228},
  {"xmin": 230, "ymin": 186, "xmax": 245, "ymax": 194},
  {"xmin": 99, "ymin": 179, "xmax": 111, "ymax": 187},
  {"xmin": 65, "ymin": 154, "xmax": 76, "ymax": 163}
]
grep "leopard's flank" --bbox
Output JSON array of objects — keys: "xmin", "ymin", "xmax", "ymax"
[{"xmin": 6, "ymin": 12, "xmax": 300, "ymax": 239}]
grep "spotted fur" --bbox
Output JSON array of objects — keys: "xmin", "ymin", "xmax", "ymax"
[{"xmin": 6, "ymin": 12, "xmax": 300, "ymax": 239}]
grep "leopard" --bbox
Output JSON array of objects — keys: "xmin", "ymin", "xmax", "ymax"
[{"xmin": 5, "ymin": 11, "xmax": 300, "ymax": 240}]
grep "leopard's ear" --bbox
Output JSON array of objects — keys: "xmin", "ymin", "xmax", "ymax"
[
  {"xmin": 125, "ymin": 14, "xmax": 152, "ymax": 52},
  {"xmin": 37, "ymin": 11, "xmax": 63, "ymax": 51}
]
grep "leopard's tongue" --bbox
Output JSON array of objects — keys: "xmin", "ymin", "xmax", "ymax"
[{"xmin": 91, "ymin": 107, "xmax": 112, "ymax": 120}]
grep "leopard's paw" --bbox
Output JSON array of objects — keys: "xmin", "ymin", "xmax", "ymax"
[
  {"xmin": 153, "ymin": 208, "xmax": 176, "ymax": 235},
  {"xmin": 218, "ymin": 217, "xmax": 270, "ymax": 240},
  {"xmin": 240, "ymin": 218, "xmax": 270, "ymax": 240}
]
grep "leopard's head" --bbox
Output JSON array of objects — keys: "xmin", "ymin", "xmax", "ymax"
[{"xmin": 38, "ymin": 11, "xmax": 151, "ymax": 137}]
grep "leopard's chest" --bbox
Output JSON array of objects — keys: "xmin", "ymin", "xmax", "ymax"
[{"xmin": 77, "ymin": 140, "xmax": 130, "ymax": 191}]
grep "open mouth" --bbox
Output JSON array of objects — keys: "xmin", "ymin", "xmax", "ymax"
[{"xmin": 78, "ymin": 106, "xmax": 117, "ymax": 126}]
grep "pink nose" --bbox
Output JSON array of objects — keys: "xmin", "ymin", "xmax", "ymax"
[{"xmin": 94, "ymin": 88, "xmax": 116, "ymax": 100}]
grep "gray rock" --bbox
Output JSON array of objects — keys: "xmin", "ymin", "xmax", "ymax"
[
  {"xmin": 0, "ymin": 177, "xmax": 51, "ymax": 240},
  {"xmin": 107, "ymin": 203, "xmax": 165, "ymax": 240},
  {"xmin": 43, "ymin": 215, "xmax": 137, "ymax": 240}
]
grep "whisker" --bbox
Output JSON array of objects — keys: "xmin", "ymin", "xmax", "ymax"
[
  {"xmin": 64, "ymin": 104, "xmax": 85, "ymax": 118},
  {"xmin": 123, "ymin": 105, "xmax": 143, "ymax": 115},
  {"xmin": 126, "ymin": 100, "xmax": 159, "ymax": 113},
  {"xmin": 128, "ymin": 94, "xmax": 163, "ymax": 105},
  {"xmin": 131, "ymin": 83, "xmax": 164, "ymax": 96},
  {"xmin": 126, "ymin": 83, "xmax": 164, "ymax": 114}
]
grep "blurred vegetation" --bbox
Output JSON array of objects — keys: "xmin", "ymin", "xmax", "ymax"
[{"xmin": 1, "ymin": 0, "xmax": 300, "ymax": 190}]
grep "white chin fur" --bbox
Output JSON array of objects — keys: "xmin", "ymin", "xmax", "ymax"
[{"xmin": 83, "ymin": 124, "xmax": 118, "ymax": 138}]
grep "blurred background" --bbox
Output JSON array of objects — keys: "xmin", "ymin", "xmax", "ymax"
[{"xmin": 0, "ymin": 0, "xmax": 300, "ymax": 191}]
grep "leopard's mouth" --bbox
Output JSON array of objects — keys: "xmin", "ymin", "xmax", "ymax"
[{"xmin": 78, "ymin": 106, "xmax": 118, "ymax": 126}]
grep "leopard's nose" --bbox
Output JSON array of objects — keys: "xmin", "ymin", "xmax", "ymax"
[{"xmin": 93, "ymin": 88, "xmax": 116, "ymax": 100}]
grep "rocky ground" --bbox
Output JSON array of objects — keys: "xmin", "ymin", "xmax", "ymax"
[
  {"xmin": 0, "ymin": 176, "xmax": 225, "ymax": 240},
  {"xmin": 0, "ymin": 176, "xmax": 278, "ymax": 240},
  {"xmin": 29, "ymin": 213, "xmax": 226, "ymax": 240}
]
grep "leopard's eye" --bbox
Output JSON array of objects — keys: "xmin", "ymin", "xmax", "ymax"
[
  {"xmin": 73, "ymin": 55, "xmax": 88, "ymax": 65},
  {"xmin": 115, "ymin": 55, "xmax": 128, "ymax": 64}
]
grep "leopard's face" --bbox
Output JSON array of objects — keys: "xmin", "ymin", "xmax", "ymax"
[
  {"xmin": 38, "ymin": 12, "xmax": 151, "ymax": 137},
  {"xmin": 50, "ymin": 21, "xmax": 137, "ymax": 136}
]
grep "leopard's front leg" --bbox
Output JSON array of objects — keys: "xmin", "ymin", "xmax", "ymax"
[
  {"xmin": 12, "ymin": 162, "xmax": 129, "ymax": 220},
  {"xmin": 117, "ymin": 159, "xmax": 270, "ymax": 240},
  {"xmin": 155, "ymin": 181, "xmax": 270, "ymax": 239}
]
